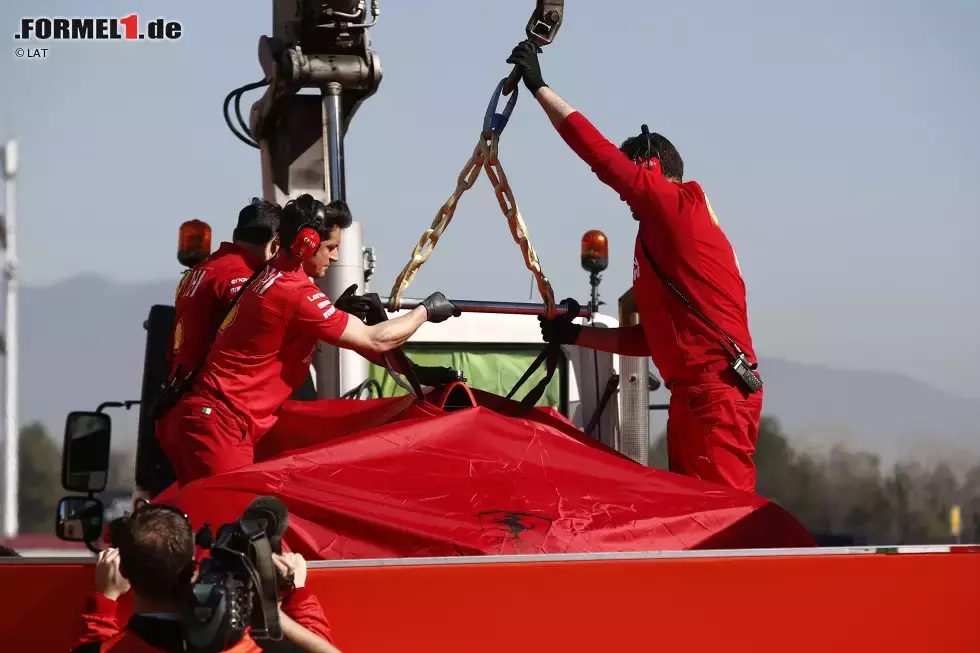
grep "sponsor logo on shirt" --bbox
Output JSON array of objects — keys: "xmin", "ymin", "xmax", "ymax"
[
  {"xmin": 308, "ymin": 292, "xmax": 325, "ymax": 302},
  {"xmin": 633, "ymin": 255, "xmax": 640, "ymax": 282},
  {"xmin": 219, "ymin": 303, "xmax": 239, "ymax": 332},
  {"xmin": 228, "ymin": 277, "xmax": 247, "ymax": 294},
  {"xmin": 704, "ymin": 194, "xmax": 743, "ymax": 275},
  {"xmin": 317, "ymin": 299, "xmax": 331, "ymax": 309},
  {"xmin": 322, "ymin": 307, "xmax": 336, "ymax": 319},
  {"xmin": 173, "ymin": 319, "xmax": 184, "ymax": 352}
]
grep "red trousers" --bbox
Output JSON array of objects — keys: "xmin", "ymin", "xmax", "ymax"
[
  {"xmin": 158, "ymin": 396, "xmax": 254, "ymax": 487},
  {"xmin": 666, "ymin": 374, "xmax": 763, "ymax": 493}
]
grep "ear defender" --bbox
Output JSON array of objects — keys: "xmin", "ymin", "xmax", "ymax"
[
  {"xmin": 287, "ymin": 198, "xmax": 328, "ymax": 260},
  {"xmin": 290, "ymin": 226, "xmax": 321, "ymax": 260},
  {"xmin": 638, "ymin": 124, "xmax": 656, "ymax": 170}
]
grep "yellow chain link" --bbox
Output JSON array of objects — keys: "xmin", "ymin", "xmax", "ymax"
[{"xmin": 388, "ymin": 133, "xmax": 557, "ymax": 319}]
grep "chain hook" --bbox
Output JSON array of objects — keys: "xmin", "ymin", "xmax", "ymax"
[{"xmin": 390, "ymin": 76, "xmax": 558, "ymax": 320}]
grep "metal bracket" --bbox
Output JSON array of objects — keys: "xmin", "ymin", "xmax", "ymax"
[
  {"xmin": 526, "ymin": 0, "xmax": 564, "ymax": 47},
  {"xmin": 250, "ymin": 36, "xmax": 383, "ymax": 143},
  {"xmin": 503, "ymin": 0, "xmax": 565, "ymax": 95}
]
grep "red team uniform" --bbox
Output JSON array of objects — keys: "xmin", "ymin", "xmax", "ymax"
[
  {"xmin": 157, "ymin": 242, "xmax": 264, "ymax": 461},
  {"xmin": 559, "ymin": 112, "xmax": 762, "ymax": 492},
  {"xmin": 168, "ymin": 242, "xmax": 262, "ymax": 376},
  {"xmin": 160, "ymin": 255, "xmax": 350, "ymax": 486}
]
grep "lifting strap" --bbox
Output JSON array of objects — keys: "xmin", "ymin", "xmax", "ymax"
[
  {"xmin": 360, "ymin": 298, "xmax": 426, "ymax": 400},
  {"xmin": 387, "ymin": 79, "xmax": 558, "ymax": 320},
  {"xmin": 149, "ymin": 262, "xmax": 270, "ymax": 421},
  {"xmin": 501, "ymin": 297, "xmax": 581, "ymax": 415}
]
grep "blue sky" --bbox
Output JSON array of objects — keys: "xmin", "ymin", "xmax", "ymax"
[{"xmin": 1, "ymin": 0, "xmax": 978, "ymax": 398}]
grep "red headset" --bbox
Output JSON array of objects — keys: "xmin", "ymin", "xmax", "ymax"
[
  {"xmin": 289, "ymin": 225, "xmax": 321, "ymax": 260},
  {"xmin": 636, "ymin": 157, "xmax": 657, "ymax": 171},
  {"xmin": 286, "ymin": 198, "xmax": 328, "ymax": 261}
]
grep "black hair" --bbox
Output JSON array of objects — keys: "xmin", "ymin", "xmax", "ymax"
[
  {"xmin": 115, "ymin": 505, "xmax": 195, "ymax": 604},
  {"xmin": 620, "ymin": 127, "xmax": 684, "ymax": 181},
  {"xmin": 233, "ymin": 198, "xmax": 282, "ymax": 245},
  {"xmin": 0, "ymin": 545, "xmax": 20, "ymax": 557},
  {"xmin": 278, "ymin": 194, "xmax": 353, "ymax": 252}
]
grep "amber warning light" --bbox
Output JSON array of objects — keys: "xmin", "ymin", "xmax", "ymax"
[
  {"xmin": 580, "ymin": 230, "xmax": 608, "ymax": 273},
  {"xmin": 178, "ymin": 220, "xmax": 212, "ymax": 268}
]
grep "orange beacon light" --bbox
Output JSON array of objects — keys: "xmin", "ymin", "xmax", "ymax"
[
  {"xmin": 580, "ymin": 229, "xmax": 609, "ymax": 274},
  {"xmin": 178, "ymin": 220, "xmax": 212, "ymax": 268}
]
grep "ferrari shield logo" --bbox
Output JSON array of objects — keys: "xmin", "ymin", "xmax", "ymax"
[
  {"xmin": 219, "ymin": 303, "xmax": 239, "ymax": 332},
  {"xmin": 477, "ymin": 510, "xmax": 553, "ymax": 554},
  {"xmin": 173, "ymin": 319, "xmax": 184, "ymax": 352}
]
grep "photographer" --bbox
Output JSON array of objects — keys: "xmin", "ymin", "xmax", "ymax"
[
  {"xmin": 269, "ymin": 553, "xmax": 342, "ymax": 653},
  {"xmin": 71, "ymin": 504, "xmax": 339, "ymax": 653}
]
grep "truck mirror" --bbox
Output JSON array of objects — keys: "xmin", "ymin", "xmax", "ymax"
[
  {"xmin": 62, "ymin": 411, "xmax": 112, "ymax": 493},
  {"xmin": 55, "ymin": 496, "xmax": 105, "ymax": 543}
]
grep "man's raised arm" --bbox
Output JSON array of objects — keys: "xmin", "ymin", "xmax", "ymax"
[{"xmin": 506, "ymin": 41, "xmax": 677, "ymax": 208}]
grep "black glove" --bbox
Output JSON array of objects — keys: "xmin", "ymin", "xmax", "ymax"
[
  {"xmin": 506, "ymin": 40, "xmax": 547, "ymax": 95},
  {"xmin": 539, "ymin": 316, "xmax": 582, "ymax": 345},
  {"xmin": 420, "ymin": 292, "xmax": 460, "ymax": 324},
  {"xmin": 334, "ymin": 284, "xmax": 373, "ymax": 322},
  {"xmin": 413, "ymin": 364, "xmax": 465, "ymax": 387}
]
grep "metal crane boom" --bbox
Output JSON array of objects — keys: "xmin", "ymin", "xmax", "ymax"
[{"xmin": 241, "ymin": 1, "xmax": 565, "ymax": 399}]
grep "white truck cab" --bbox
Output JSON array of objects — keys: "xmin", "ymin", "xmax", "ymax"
[{"xmin": 358, "ymin": 309, "xmax": 627, "ymax": 451}]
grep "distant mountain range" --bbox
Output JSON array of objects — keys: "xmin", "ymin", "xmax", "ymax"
[{"xmin": 8, "ymin": 273, "xmax": 980, "ymax": 468}]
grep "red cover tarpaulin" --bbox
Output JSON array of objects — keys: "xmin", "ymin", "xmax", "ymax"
[{"xmin": 156, "ymin": 389, "xmax": 814, "ymax": 558}]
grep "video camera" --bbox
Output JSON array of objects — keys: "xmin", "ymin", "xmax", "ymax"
[{"xmin": 182, "ymin": 497, "xmax": 292, "ymax": 652}]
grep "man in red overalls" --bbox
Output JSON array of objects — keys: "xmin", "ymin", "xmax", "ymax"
[
  {"xmin": 160, "ymin": 195, "xmax": 460, "ymax": 486},
  {"xmin": 508, "ymin": 41, "xmax": 764, "ymax": 493},
  {"xmin": 167, "ymin": 199, "xmax": 282, "ymax": 383},
  {"xmin": 145, "ymin": 199, "xmax": 282, "ymax": 502}
]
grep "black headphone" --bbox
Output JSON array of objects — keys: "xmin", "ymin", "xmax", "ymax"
[{"xmin": 637, "ymin": 124, "xmax": 658, "ymax": 170}]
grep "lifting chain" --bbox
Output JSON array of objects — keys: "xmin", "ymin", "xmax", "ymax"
[{"xmin": 388, "ymin": 79, "xmax": 558, "ymax": 319}]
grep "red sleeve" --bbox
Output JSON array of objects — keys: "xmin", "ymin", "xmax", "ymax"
[
  {"xmin": 281, "ymin": 587, "xmax": 333, "ymax": 643},
  {"xmin": 292, "ymin": 290, "xmax": 351, "ymax": 344},
  {"xmin": 557, "ymin": 111, "xmax": 680, "ymax": 218},
  {"xmin": 72, "ymin": 592, "xmax": 120, "ymax": 649}
]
